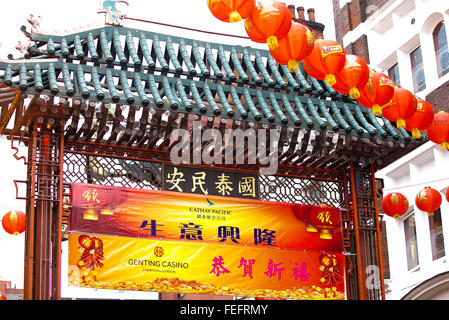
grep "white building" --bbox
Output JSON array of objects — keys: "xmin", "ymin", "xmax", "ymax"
[{"xmin": 335, "ymin": 0, "xmax": 449, "ymax": 299}]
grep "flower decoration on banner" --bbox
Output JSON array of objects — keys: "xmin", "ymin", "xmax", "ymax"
[
  {"xmin": 77, "ymin": 235, "xmax": 105, "ymax": 283},
  {"xmin": 415, "ymin": 187, "xmax": 442, "ymax": 216},
  {"xmin": 269, "ymin": 21, "xmax": 314, "ymax": 72},
  {"xmin": 1, "ymin": 210, "xmax": 26, "ymax": 236},
  {"xmin": 331, "ymin": 55, "xmax": 370, "ymax": 100},
  {"xmin": 302, "ymin": 39, "xmax": 346, "ymax": 86},
  {"xmin": 0, "ymin": 292, "xmax": 6, "ymax": 300},
  {"xmin": 426, "ymin": 111, "xmax": 449, "ymax": 150},
  {"xmin": 245, "ymin": 0, "xmax": 292, "ymax": 50},
  {"xmin": 318, "ymin": 254, "xmax": 343, "ymax": 298},
  {"xmin": 405, "ymin": 98, "xmax": 435, "ymax": 139},
  {"xmin": 207, "ymin": 0, "xmax": 255, "ymax": 23},
  {"xmin": 382, "ymin": 87, "xmax": 418, "ymax": 129},
  {"xmin": 357, "ymin": 70, "xmax": 395, "ymax": 116},
  {"xmin": 381, "ymin": 193, "xmax": 409, "ymax": 218}
]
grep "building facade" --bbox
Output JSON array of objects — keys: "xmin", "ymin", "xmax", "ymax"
[{"xmin": 333, "ymin": 0, "xmax": 449, "ymax": 300}]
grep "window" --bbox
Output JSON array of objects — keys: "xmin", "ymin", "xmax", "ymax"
[
  {"xmin": 388, "ymin": 63, "xmax": 400, "ymax": 86},
  {"xmin": 404, "ymin": 213, "xmax": 419, "ymax": 271},
  {"xmin": 429, "ymin": 209, "xmax": 445, "ymax": 260},
  {"xmin": 433, "ymin": 22, "xmax": 449, "ymax": 77},
  {"xmin": 410, "ymin": 47, "xmax": 426, "ymax": 92}
]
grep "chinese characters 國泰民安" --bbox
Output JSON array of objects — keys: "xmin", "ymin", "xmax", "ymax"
[{"xmin": 165, "ymin": 166, "xmax": 257, "ymax": 198}]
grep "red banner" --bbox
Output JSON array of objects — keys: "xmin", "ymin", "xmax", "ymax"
[{"xmin": 69, "ymin": 183, "xmax": 344, "ymax": 253}]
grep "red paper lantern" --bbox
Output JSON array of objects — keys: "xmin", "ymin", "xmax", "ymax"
[
  {"xmin": 1, "ymin": 210, "xmax": 25, "ymax": 236},
  {"xmin": 382, "ymin": 193, "xmax": 409, "ymax": 218},
  {"xmin": 207, "ymin": 0, "xmax": 255, "ymax": 23},
  {"xmin": 300, "ymin": 204, "xmax": 342, "ymax": 240},
  {"xmin": 405, "ymin": 98, "xmax": 435, "ymax": 139},
  {"xmin": 0, "ymin": 292, "xmax": 6, "ymax": 300},
  {"xmin": 78, "ymin": 234, "xmax": 95, "ymax": 250},
  {"xmin": 382, "ymin": 87, "xmax": 418, "ymax": 129},
  {"xmin": 332, "ymin": 55, "xmax": 370, "ymax": 100},
  {"xmin": 446, "ymin": 187, "xmax": 449, "ymax": 203},
  {"xmin": 269, "ymin": 21, "xmax": 314, "ymax": 72},
  {"xmin": 426, "ymin": 111, "xmax": 449, "ymax": 150},
  {"xmin": 244, "ymin": 1, "xmax": 292, "ymax": 50},
  {"xmin": 415, "ymin": 187, "xmax": 442, "ymax": 216},
  {"xmin": 302, "ymin": 39, "xmax": 346, "ymax": 86},
  {"xmin": 357, "ymin": 71, "xmax": 395, "ymax": 116}
]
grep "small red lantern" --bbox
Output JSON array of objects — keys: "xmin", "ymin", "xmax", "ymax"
[
  {"xmin": 78, "ymin": 234, "xmax": 95, "ymax": 250},
  {"xmin": 415, "ymin": 187, "xmax": 442, "ymax": 216},
  {"xmin": 382, "ymin": 193, "xmax": 409, "ymax": 218},
  {"xmin": 382, "ymin": 87, "xmax": 418, "ymax": 129},
  {"xmin": 332, "ymin": 55, "xmax": 370, "ymax": 100},
  {"xmin": 0, "ymin": 292, "xmax": 6, "ymax": 300},
  {"xmin": 302, "ymin": 39, "xmax": 346, "ymax": 86},
  {"xmin": 1, "ymin": 210, "xmax": 25, "ymax": 236},
  {"xmin": 426, "ymin": 111, "xmax": 449, "ymax": 150},
  {"xmin": 300, "ymin": 204, "xmax": 342, "ymax": 240},
  {"xmin": 244, "ymin": 1, "xmax": 292, "ymax": 50},
  {"xmin": 269, "ymin": 21, "xmax": 314, "ymax": 72},
  {"xmin": 446, "ymin": 187, "xmax": 449, "ymax": 203},
  {"xmin": 357, "ymin": 71, "xmax": 395, "ymax": 116},
  {"xmin": 405, "ymin": 98, "xmax": 435, "ymax": 139},
  {"xmin": 207, "ymin": 0, "xmax": 255, "ymax": 23}
]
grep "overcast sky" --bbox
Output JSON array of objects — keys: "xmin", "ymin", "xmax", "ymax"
[{"xmin": 0, "ymin": 0, "xmax": 336, "ymax": 297}]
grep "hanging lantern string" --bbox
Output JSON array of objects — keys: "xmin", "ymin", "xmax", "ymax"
[
  {"xmin": 382, "ymin": 177, "xmax": 449, "ymax": 192},
  {"xmin": 119, "ymin": 15, "xmax": 252, "ymax": 40},
  {"xmin": 120, "ymin": 9, "xmax": 447, "ymax": 117}
]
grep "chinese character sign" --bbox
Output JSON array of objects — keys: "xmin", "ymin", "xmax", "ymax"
[{"xmin": 163, "ymin": 164, "xmax": 259, "ymax": 200}]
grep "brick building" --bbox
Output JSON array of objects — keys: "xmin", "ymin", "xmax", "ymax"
[
  {"xmin": 0, "ymin": 281, "xmax": 23, "ymax": 300},
  {"xmin": 333, "ymin": 0, "xmax": 449, "ymax": 300}
]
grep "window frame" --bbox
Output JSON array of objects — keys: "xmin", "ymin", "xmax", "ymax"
[
  {"xmin": 409, "ymin": 45, "xmax": 427, "ymax": 93},
  {"xmin": 402, "ymin": 210, "xmax": 420, "ymax": 272},
  {"xmin": 433, "ymin": 21, "xmax": 449, "ymax": 78}
]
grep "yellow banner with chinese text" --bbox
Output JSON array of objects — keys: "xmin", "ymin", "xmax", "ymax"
[{"xmin": 68, "ymin": 233, "xmax": 346, "ymax": 300}]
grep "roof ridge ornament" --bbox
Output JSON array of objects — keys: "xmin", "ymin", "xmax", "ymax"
[
  {"xmin": 27, "ymin": 14, "xmax": 42, "ymax": 33},
  {"xmin": 101, "ymin": 0, "xmax": 129, "ymax": 26}
]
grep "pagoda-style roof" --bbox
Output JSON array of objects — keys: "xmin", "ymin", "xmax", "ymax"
[{"xmin": 0, "ymin": 25, "xmax": 425, "ymax": 175}]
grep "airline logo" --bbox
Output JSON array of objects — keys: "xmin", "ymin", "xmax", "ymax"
[{"xmin": 320, "ymin": 45, "xmax": 343, "ymax": 58}]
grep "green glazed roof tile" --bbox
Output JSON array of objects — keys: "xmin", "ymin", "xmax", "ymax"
[{"xmin": 0, "ymin": 25, "xmax": 420, "ymax": 145}]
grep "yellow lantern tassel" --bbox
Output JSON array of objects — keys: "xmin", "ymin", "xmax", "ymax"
[
  {"xmin": 428, "ymin": 212, "xmax": 435, "ymax": 217},
  {"xmin": 244, "ymin": 18, "xmax": 253, "ymax": 32},
  {"xmin": 267, "ymin": 35, "xmax": 279, "ymax": 50},
  {"xmin": 288, "ymin": 59, "xmax": 299, "ymax": 72},
  {"xmin": 325, "ymin": 74, "xmax": 337, "ymax": 86},
  {"xmin": 319, "ymin": 229, "xmax": 333, "ymax": 240},
  {"xmin": 397, "ymin": 119, "xmax": 406, "ymax": 129},
  {"xmin": 442, "ymin": 141, "xmax": 449, "ymax": 150},
  {"xmin": 412, "ymin": 128, "xmax": 421, "ymax": 139},
  {"xmin": 372, "ymin": 104, "xmax": 382, "ymax": 116},
  {"xmin": 229, "ymin": 11, "xmax": 242, "ymax": 23},
  {"xmin": 393, "ymin": 214, "xmax": 400, "ymax": 218},
  {"xmin": 349, "ymin": 87, "xmax": 360, "ymax": 100}
]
